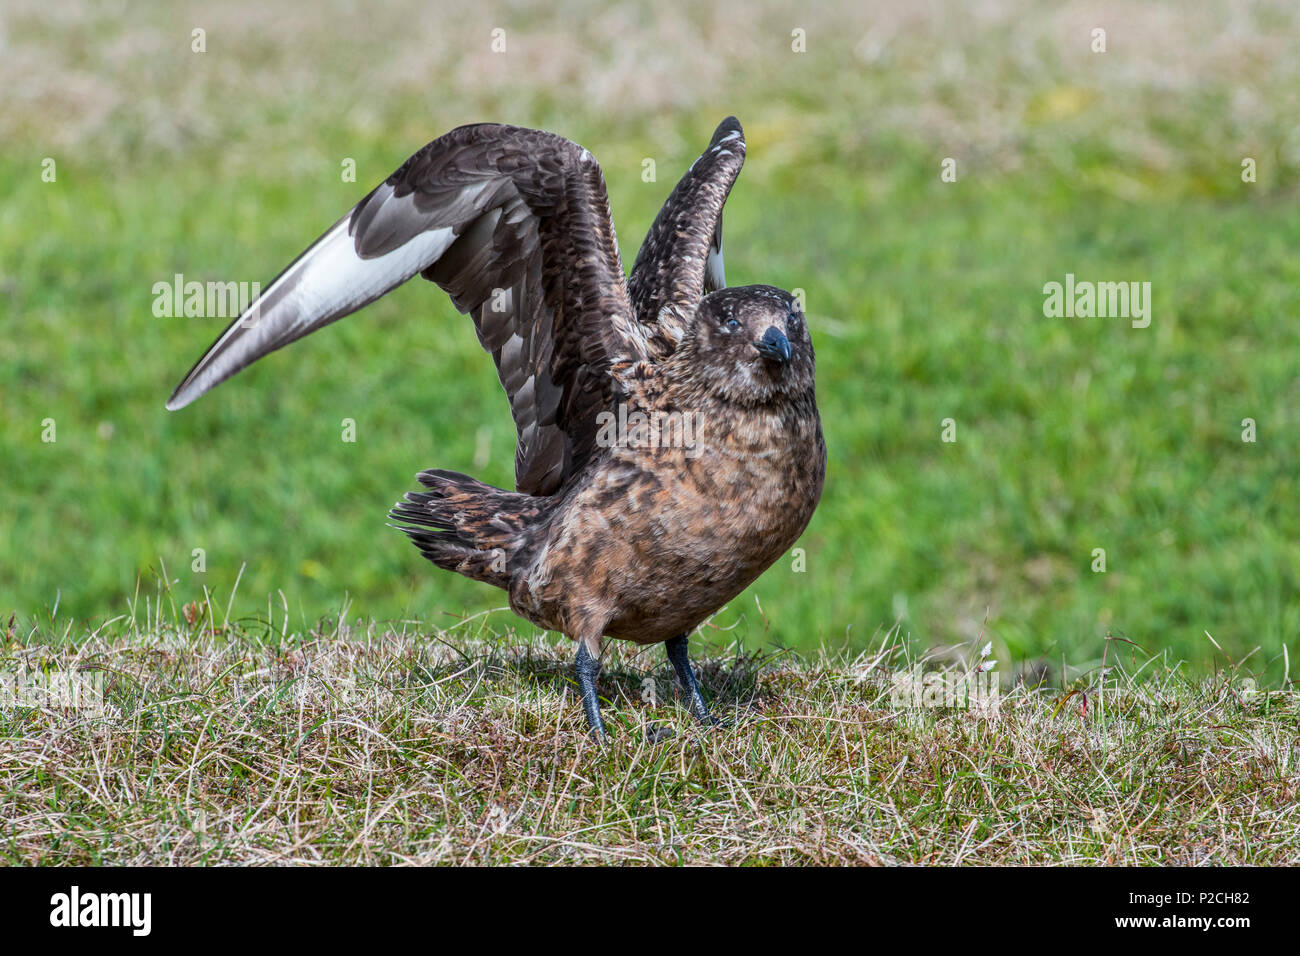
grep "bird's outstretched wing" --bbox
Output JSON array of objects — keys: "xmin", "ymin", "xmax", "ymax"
[
  {"xmin": 167, "ymin": 124, "xmax": 648, "ymax": 496},
  {"xmin": 628, "ymin": 116, "xmax": 746, "ymax": 357}
]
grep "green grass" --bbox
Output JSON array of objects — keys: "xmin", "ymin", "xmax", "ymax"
[
  {"xmin": 2, "ymin": 0, "xmax": 1299, "ymax": 681},
  {"xmin": 3, "ymin": 609, "xmax": 1297, "ymax": 864}
]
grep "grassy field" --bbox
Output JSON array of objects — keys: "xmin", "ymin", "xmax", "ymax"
[
  {"xmin": 3, "ymin": 609, "xmax": 1297, "ymax": 864},
  {"xmin": 3, "ymin": 0, "xmax": 1300, "ymax": 686}
]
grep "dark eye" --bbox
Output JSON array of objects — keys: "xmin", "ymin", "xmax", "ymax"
[
  {"xmin": 725, "ymin": 318, "xmax": 741, "ymax": 331},
  {"xmin": 787, "ymin": 311, "xmax": 803, "ymax": 332}
]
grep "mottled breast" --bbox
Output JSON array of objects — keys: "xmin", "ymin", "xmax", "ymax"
[{"xmin": 517, "ymin": 393, "xmax": 825, "ymax": 644}]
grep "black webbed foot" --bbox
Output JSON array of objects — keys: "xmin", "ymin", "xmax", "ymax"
[{"xmin": 645, "ymin": 722, "xmax": 676, "ymax": 744}]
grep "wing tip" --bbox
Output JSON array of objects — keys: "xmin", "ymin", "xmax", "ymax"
[
  {"xmin": 165, "ymin": 376, "xmax": 198, "ymax": 411},
  {"xmin": 712, "ymin": 116, "xmax": 744, "ymax": 146}
]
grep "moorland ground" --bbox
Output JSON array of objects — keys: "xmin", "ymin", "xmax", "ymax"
[{"xmin": 4, "ymin": 610, "xmax": 1298, "ymax": 864}]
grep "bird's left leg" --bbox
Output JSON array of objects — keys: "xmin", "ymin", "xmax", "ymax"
[
  {"xmin": 574, "ymin": 635, "xmax": 607, "ymax": 741},
  {"xmin": 665, "ymin": 633, "xmax": 723, "ymax": 726}
]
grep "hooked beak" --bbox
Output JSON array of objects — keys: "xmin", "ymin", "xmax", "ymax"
[{"xmin": 754, "ymin": 326, "xmax": 792, "ymax": 364}]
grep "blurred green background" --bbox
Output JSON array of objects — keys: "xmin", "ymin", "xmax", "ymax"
[{"xmin": 2, "ymin": 1, "xmax": 1298, "ymax": 678}]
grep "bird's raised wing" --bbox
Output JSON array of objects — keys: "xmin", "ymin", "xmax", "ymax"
[
  {"xmin": 628, "ymin": 116, "xmax": 746, "ymax": 357},
  {"xmin": 167, "ymin": 124, "xmax": 648, "ymax": 496}
]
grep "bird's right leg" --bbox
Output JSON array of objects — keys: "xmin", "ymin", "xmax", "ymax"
[
  {"xmin": 666, "ymin": 632, "xmax": 723, "ymax": 726},
  {"xmin": 574, "ymin": 638, "xmax": 606, "ymax": 741}
]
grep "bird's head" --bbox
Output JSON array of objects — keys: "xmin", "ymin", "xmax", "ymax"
[{"xmin": 682, "ymin": 285, "xmax": 815, "ymax": 404}]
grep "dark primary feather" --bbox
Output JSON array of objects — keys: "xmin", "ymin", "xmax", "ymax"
[
  {"xmin": 627, "ymin": 115, "xmax": 746, "ymax": 357},
  {"xmin": 167, "ymin": 123, "xmax": 649, "ymax": 496}
]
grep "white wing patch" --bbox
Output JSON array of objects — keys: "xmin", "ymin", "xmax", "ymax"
[
  {"xmin": 294, "ymin": 217, "xmax": 457, "ymax": 326},
  {"xmin": 167, "ymin": 213, "xmax": 456, "ymax": 410},
  {"xmin": 704, "ymin": 231, "xmax": 725, "ymax": 292}
]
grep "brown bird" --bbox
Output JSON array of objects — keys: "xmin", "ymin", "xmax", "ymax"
[{"xmin": 167, "ymin": 117, "xmax": 826, "ymax": 738}]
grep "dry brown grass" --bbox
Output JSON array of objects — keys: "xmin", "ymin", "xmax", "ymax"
[{"xmin": 3, "ymin": 608, "xmax": 1297, "ymax": 865}]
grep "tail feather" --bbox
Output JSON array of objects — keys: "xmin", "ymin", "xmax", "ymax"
[{"xmin": 388, "ymin": 469, "xmax": 545, "ymax": 589}]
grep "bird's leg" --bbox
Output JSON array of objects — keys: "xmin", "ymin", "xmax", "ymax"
[
  {"xmin": 574, "ymin": 642, "xmax": 606, "ymax": 741},
  {"xmin": 666, "ymin": 633, "xmax": 722, "ymax": 726}
]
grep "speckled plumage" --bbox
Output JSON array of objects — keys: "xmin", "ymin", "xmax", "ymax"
[
  {"xmin": 167, "ymin": 117, "xmax": 825, "ymax": 738},
  {"xmin": 501, "ymin": 287, "xmax": 825, "ymax": 651}
]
